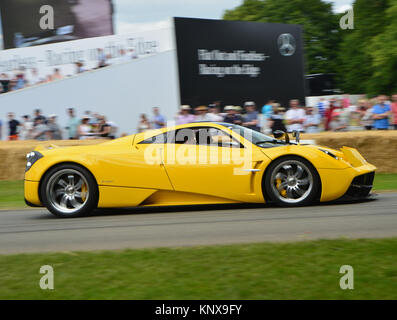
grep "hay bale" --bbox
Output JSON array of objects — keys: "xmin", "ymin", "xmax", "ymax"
[
  {"xmin": 0, "ymin": 140, "xmax": 105, "ymax": 181},
  {"xmin": 302, "ymin": 131, "xmax": 397, "ymax": 173},
  {"xmin": 0, "ymin": 131, "xmax": 396, "ymax": 181}
]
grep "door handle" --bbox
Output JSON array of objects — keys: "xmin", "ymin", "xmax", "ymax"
[{"xmin": 243, "ymin": 169, "xmax": 261, "ymax": 172}]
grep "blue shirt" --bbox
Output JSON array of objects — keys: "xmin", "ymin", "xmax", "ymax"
[
  {"xmin": 317, "ymin": 101, "xmax": 326, "ymax": 118},
  {"xmin": 152, "ymin": 114, "xmax": 166, "ymax": 129},
  {"xmin": 262, "ymin": 104, "xmax": 273, "ymax": 119},
  {"xmin": 373, "ymin": 104, "xmax": 391, "ymax": 129}
]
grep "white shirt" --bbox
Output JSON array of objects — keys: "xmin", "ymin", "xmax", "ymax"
[
  {"xmin": 195, "ymin": 114, "xmax": 212, "ymax": 122},
  {"xmin": 207, "ymin": 113, "xmax": 223, "ymax": 122},
  {"xmin": 285, "ymin": 108, "xmax": 306, "ymax": 132}
]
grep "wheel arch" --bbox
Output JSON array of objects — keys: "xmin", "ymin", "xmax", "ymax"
[
  {"xmin": 38, "ymin": 161, "xmax": 98, "ymax": 204},
  {"xmin": 261, "ymin": 154, "xmax": 322, "ymax": 202}
]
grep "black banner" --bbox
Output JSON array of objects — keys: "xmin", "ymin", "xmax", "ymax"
[{"xmin": 174, "ymin": 17, "xmax": 306, "ymax": 109}]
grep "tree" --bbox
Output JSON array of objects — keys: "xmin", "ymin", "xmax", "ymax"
[
  {"xmin": 223, "ymin": 0, "xmax": 341, "ymax": 75},
  {"xmin": 337, "ymin": 0, "xmax": 390, "ymax": 94},
  {"xmin": 368, "ymin": 0, "xmax": 397, "ymax": 95}
]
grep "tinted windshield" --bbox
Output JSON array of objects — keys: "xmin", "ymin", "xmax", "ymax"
[{"xmin": 218, "ymin": 123, "xmax": 285, "ymax": 148}]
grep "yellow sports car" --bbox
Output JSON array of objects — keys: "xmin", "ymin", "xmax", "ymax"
[{"xmin": 24, "ymin": 122, "xmax": 376, "ymax": 217}]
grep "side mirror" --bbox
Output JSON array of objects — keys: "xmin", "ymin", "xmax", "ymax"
[
  {"xmin": 292, "ymin": 130, "xmax": 300, "ymax": 144},
  {"xmin": 273, "ymin": 130, "xmax": 290, "ymax": 144}
]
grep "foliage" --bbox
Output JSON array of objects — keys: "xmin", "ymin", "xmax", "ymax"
[{"xmin": 224, "ymin": 0, "xmax": 397, "ymax": 95}]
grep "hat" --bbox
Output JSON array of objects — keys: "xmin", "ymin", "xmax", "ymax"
[
  {"xmin": 195, "ymin": 105, "xmax": 208, "ymax": 111},
  {"xmin": 224, "ymin": 105, "xmax": 234, "ymax": 111},
  {"xmin": 234, "ymin": 106, "xmax": 243, "ymax": 111},
  {"xmin": 244, "ymin": 101, "xmax": 256, "ymax": 107},
  {"xmin": 181, "ymin": 105, "xmax": 191, "ymax": 110},
  {"xmin": 48, "ymin": 114, "xmax": 57, "ymax": 118}
]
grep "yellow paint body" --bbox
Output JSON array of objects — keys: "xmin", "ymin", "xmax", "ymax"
[{"xmin": 24, "ymin": 122, "xmax": 376, "ymax": 208}]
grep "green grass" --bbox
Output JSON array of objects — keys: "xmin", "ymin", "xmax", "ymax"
[
  {"xmin": 0, "ymin": 180, "xmax": 24, "ymax": 209},
  {"xmin": 0, "ymin": 174, "xmax": 396, "ymax": 210},
  {"xmin": 1, "ymin": 238, "xmax": 397, "ymax": 299},
  {"xmin": 372, "ymin": 173, "xmax": 397, "ymax": 191}
]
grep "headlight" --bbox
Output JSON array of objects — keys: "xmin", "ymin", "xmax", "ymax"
[
  {"xmin": 319, "ymin": 149, "xmax": 340, "ymax": 160},
  {"xmin": 25, "ymin": 151, "xmax": 43, "ymax": 172}
]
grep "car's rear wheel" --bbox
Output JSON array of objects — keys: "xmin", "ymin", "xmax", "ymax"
[
  {"xmin": 40, "ymin": 164, "xmax": 98, "ymax": 218},
  {"xmin": 264, "ymin": 156, "xmax": 320, "ymax": 206}
]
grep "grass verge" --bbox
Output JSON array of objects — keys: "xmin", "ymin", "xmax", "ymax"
[
  {"xmin": 1, "ymin": 238, "xmax": 397, "ymax": 299},
  {"xmin": 1, "ymin": 174, "xmax": 396, "ymax": 210}
]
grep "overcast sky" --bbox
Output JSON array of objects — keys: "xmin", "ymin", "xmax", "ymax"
[{"xmin": 114, "ymin": 0, "xmax": 354, "ymax": 33}]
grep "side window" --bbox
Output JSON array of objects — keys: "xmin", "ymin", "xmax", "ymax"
[
  {"xmin": 139, "ymin": 127, "xmax": 242, "ymax": 148},
  {"xmin": 139, "ymin": 132, "xmax": 168, "ymax": 144},
  {"xmin": 195, "ymin": 127, "xmax": 242, "ymax": 148}
]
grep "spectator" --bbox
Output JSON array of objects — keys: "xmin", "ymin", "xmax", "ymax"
[
  {"xmin": 285, "ymin": 99, "xmax": 305, "ymax": 132},
  {"xmin": 242, "ymin": 101, "xmax": 260, "ymax": 131},
  {"xmin": 75, "ymin": 61, "xmax": 86, "ymax": 74},
  {"xmin": 33, "ymin": 109, "xmax": 46, "ymax": 126},
  {"xmin": 223, "ymin": 106, "xmax": 243, "ymax": 125},
  {"xmin": 262, "ymin": 100, "xmax": 274, "ymax": 120},
  {"xmin": 20, "ymin": 115, "xmax": 34, "ymax": 140},
  {"xmin": 342, "ymin": 94, "xmax": 351, "ymax": 109},
  {"xmin": 303, "ymin": 106, "xmax": 321, "ymax": 133},
  {"xmin": 358, "ymin": 99, "xmax": 373, "ymax": 130},
  {"xmin": 78, "ymin": 116, "xmax": 93, "ymax": 139},
  {"xmin": 13, "ymin": 72, "xmax": 27, "ymax": 90},
  {"xmin": 329, "ymin": 112, "xmax": 348, "ymax": 131},
  {"xmin": 176, "ymin": 105, "xmax": 195, "ymax": 125},
  {"xmin": 152, "ymin": 107, "xmax": 166, "ymax": 129},
  {"xmin": 324, "ymin": 99, "xmax": 338, "ymax": 131},
  {"xmin": 7, "ymin": 112, "xmax": 20, "ymax": 140},
  {"xmin": 137, "ymin": 114, "xmax": 152, "ymax": 133},
  {"xmin": 97, "ymin": 48, "xmax": 107, "ymax": 68},
  {"xmin": 128, "ymin": 49, "xmax": 138, "ymax": 59},
  {"xmin": 268, "ymin": 103, "xmax": 287, "ymax": 134},
  {"xmin": 96, "ymin": 116, "xmax": 114, "ymax": 139},
  {"xmin": 52, "ymin": 68, "xmax": 63, "ymax": 81},
  {"xmin": 207, "ymin": 104, "xmax": 224, "ymax": 122},
  {"xmin": 372, "ymin": 95, "xmax": 391, "ymax": 130},
  {"xmin": 391, "ymin": 94, "xmax": 397, "ymax": 130},
  {"xmin": 111, "ymin": 49, "xmax": 130, "ymax": 64},
  {"xmin": 47, "ymin": 115, "xmax": 63, "ymax": 140},
  {"xmin": 30, "ymin": 68, "xmax": 42, "ymax": 85},
  {"xmin": 0, "ymin": 73, "xmax": 11, "ymax": 93},
  {"xmin": 66, "ymin": 108, "xmax": 80, "ymax": 139},
  {"xmin": 33, "ymin": 117, "xmax": 49, "ymax": 141},
  {"xmin": 194, "ymin": 106, "xmax": 211, "ymax": 121},
  {"xmin": 316, "ymin": 98, "xmax": 327, "ymax": 118}
]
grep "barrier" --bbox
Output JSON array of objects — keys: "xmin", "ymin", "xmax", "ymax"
[{"xmin": 0, "ymin": 131, "xmax": 396, "ymax": 181}]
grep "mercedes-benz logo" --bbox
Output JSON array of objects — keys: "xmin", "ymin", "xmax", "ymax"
[{"xmin": 278, "ymin": 33, "xmax": 296, "ymax": 56}]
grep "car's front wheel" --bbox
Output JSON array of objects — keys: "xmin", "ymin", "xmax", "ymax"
[
  {"xmin": 40, "ymin": 164, "xmax": 98, "ymax": 218},
  {"xmin": 264, "ymin": 156, "xmax": 320, "ymax": 206}
]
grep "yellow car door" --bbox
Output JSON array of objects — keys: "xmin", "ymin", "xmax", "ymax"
[{"xmin": 162, "ymin": 126, "xmax": 267, "ymax": 203}]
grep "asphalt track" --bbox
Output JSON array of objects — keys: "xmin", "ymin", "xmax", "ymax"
[{"xmin": 0, "ymin": 193, "xmax": 396, "ymax": 254}]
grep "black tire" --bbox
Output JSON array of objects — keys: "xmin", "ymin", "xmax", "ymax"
[
  {"xmin": 264, "ymin": 156, "xmax": 320, "ymax": 207},
  {"xmin": 40, "ymin": 163, "xmax": 99, "ymax": 218}
]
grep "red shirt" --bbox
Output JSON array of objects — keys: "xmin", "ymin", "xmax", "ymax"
[{"xmin": 392, "ymin": 102, "xmax": 397, "ymax": 124}]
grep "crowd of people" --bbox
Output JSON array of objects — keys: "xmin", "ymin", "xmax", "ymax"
[
  {"xmin": 1, "ymin": 94, "xmax": 396, "ymax": 141},
  {"xmin": 0, "ymin": 108, "xmax": 118, "ymax": 141},
  {"xmin": 0, "ymin": 48, "xmax": 139, "ymax": 94},
  {"xmin": 137, "ymin": 94, "xmax": 397, "ymax": 135}
]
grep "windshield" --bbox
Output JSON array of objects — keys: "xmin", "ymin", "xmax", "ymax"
[{"xmin": 218, "ymin": 123, "xmax": 285, "ymax": 148}]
